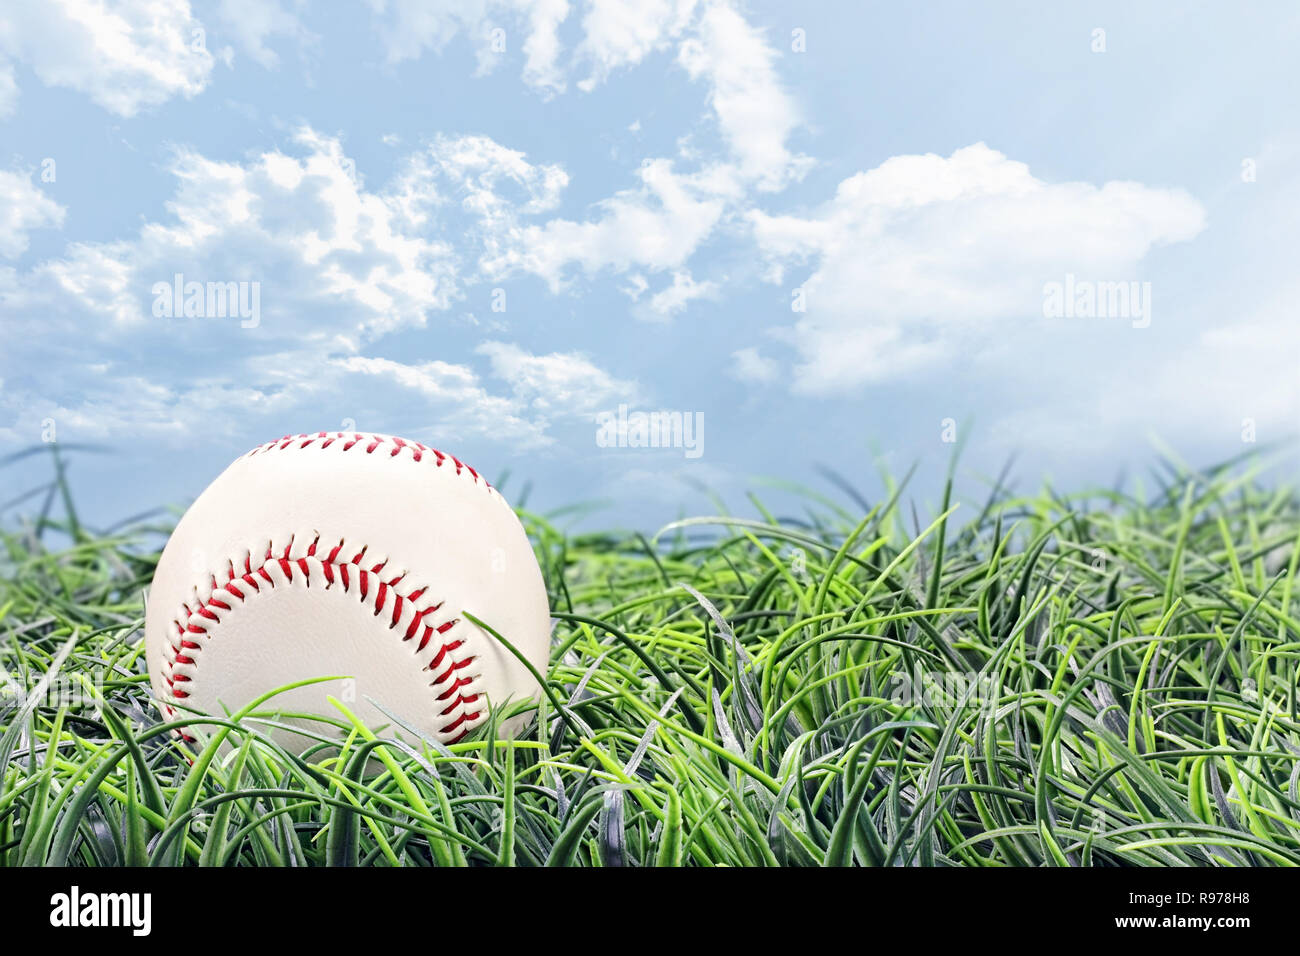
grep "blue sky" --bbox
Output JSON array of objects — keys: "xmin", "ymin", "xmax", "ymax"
[{"xmin": 1, "ymin": 1, "xmax": 1297, "ymax": 530}]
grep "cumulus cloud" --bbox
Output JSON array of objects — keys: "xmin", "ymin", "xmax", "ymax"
[
  {"xmin": 516, "ymin": 0, "xmax": 570, "ymax": 92},
  {"xmin": 368, "ymin": 0, "xmax": 696, "ymax": 94},
  {"xmin": 363, "ymin": 0, "xmax": 805, "ymax": 177},
  {"xmin": 392, "ymin": 133, "xmax": 568, "ymax": 238},
  {"xmin": 28, "ymin": 128, "xmax": 459, "ymax": 333},
  {"xmin": 357, "ymin": 1, "xmax": 807, "ymax": 295},
  {"xmin": 677, "ymin": 2, "xmax": 810, "ymax": 191},
  {"xmin": 365, "ymin": 0, "xmax": 567, "ymax": 89},
  {"xmin": 0, "ymin": 169, "xmax": 65, "ymax": 258},
  {"xmin": 575, "ymin": 0, "xmax": 698, "ymax": 90},
  {"xmin": 365, "ymin": 0, "xmax": 806, "ymax": 188},
  {"xmin": 639, "ymin": 268, "xmax": 718, "ymax": 319},
  {"xmin": 0, "ymin": 128, "xmax": 648, "ymax": 449},
  {"xmin": 333, "ymin": 354, "xmax": 551, "ymax": 445},
  {"xmin": 0, "ymin": 372, "xmax": 283, "ymax": 445},
  {"xmin": 484, "ymin": 157, "xmax": 727, "ymax": 289},
  {"xmin": 749, "ymin": 143, "xmax": 1207, "ymax": 393},
  {"xmin": 0, "ymin": 0, "xmax": 213, "ymax": 117},
  {"xmin": 216, "ymin": 0, "xmax": 315, "ymax": 69},
  {"xmin": 729, "ymin": 346, "xmax": 778, "ymax": 384},
  {"xmin": 364, "ymin": 0, "xmax": 464, "ymax": 64},
  {"xmin": 336, "ymin": 343, "xmax": 636, "ymax": 447},
  {"xmin": 476, "ymin": 340, "xmax": 637, "ymax": 412}
]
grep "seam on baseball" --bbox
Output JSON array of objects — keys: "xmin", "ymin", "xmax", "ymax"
[
  {"xmin": 160, "ymin": 532, "xmax": 486, "ymax": 744},
  {"xmin": 247, "ymin": 432, "xmax": 496, "ymax": 492}
]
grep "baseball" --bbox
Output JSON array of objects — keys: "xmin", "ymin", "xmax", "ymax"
[{"xmin": 144, "ymin": 432, "xmax": 551, "ymax": 753}]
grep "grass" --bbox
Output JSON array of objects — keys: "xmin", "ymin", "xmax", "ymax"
[{"xmin": 2, "ymin": 443, "xmax": 1299, "ymax": 867}]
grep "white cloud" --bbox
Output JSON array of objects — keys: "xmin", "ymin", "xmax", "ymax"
[
  {"xmin": 0, "ymin": 130, "xmax": 490, "ymax": 444},
  {"xmin": 364, "ymin": 0, "xmax": 463, "ymax": 64},
  {"xmin": 368, "ymin": 0, "xmax": 691, "ymax": 94},
  {"xmin": 0, "ymin": 123, "xmax": 640, "ymax": 449},
  {"xmin": 750, "ymin": 143, "xmax": 1207, "ymax": 393},
  {"xmin": 576, "ymin": 0, "xmax": 697, "ymax": 90},
  {"xmin": 364, "ymin": 1, "xmax": 808, "ymax": 193},
  {"xmin": 396, "ymin": 133, "xmax": 568, "ymax": 230},
  {"xmin": 365, "ymin": 0, "xmax": 559, "ymax": 86},
  {"xmin": 640, "ymin": 268, "xmax": 718, "ymax": 319},
  {"xmin": 485, "ymin": 157, "xmax": 727, "ymax": 289},
  {"xmin": 334, "ymin": 354, "xmax": 549, "ymax": 445},
  {"xmin": 729, "ymin": 346, "xmax": 778, "ymax": 384},
  {"xmin": 621, "ymin": 272, "xmax": 648, "ymax": 300},
  {"xmin": 358, "ymin": 1, "xmax": 808, "ymax": 299},
  {"xmin": 216, "ymin": 0, "xmax": 314, "ymax": 69},
  {"xmin": 0, "ymin": 0, "xmax": 213, "ymax": 116},
  {"xmin": 677, "ymin": 2, "xmax": 810, "ymax": 191},
  {"xmin": 517, "ymin": 0, "xmax": 570, "ymax": 92},
  {"xmin": 0, "ymin": 340, "xmax": 603, "ymax": 451},
  {"xmin": 0, "ymin": 361, "xmax": 303, "ymax": 444},
  {"xmin": 28, "ymin": 128, "xmax": 459, "ymax": 333},
  {"xmin": 0, "ymin": 169, "xmax": 65, "ymax": 258},
  {"xmin": 336, "ymin": 343, "xmax": 636, "ymax": 447},
  {"xmin": 476, "ymin": 340, "xmax": 637, "ymax": 412}
]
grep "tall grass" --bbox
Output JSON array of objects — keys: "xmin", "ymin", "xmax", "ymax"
[{"xmin": 1, "ymin": 444, "xmax": 1298, "ymax": 866}]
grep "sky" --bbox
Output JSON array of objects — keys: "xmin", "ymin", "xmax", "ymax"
[{"xmin": 1, "ymin": 0, "xmax": 1297, "ymax": 531}]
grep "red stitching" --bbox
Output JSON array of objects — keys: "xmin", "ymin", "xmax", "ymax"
[
  {"xmin": 245, "ymin": 432, "xmax": 492, "ymax": 491},
  {"xmin": 160, "ymin": 534, "xmax": 483, "ymax": 744}
]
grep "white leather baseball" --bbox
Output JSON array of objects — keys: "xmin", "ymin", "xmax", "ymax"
[{"xmin": 145, "ymin": 432, "xmax": 551, "ymax": 753}]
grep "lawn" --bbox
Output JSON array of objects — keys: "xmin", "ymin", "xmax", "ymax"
[{"xmin": 2, "ymin": 445, "xmax": 1298, "ymax": 866}]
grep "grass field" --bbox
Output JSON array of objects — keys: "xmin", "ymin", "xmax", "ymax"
[{"xmin": 2, "ymin": 445, "xmax": 1299, "ymax": 867}]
